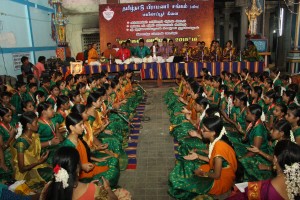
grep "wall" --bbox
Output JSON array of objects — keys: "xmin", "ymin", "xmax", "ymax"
[
  {"xmin": 66, "ymin": 14, "xmax": 99, "ymax": 57},
  {"xmin": 0, "ymin": 0, "xmax": 56, "ymax": 77}
]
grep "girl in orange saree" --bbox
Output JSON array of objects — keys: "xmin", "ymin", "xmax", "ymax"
[{"xmin": 169, "ymin": 116, "xmax": 237, "ymax": 199}]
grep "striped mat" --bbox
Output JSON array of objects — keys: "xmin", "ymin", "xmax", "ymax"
[{"xmin": 125, "ymin": 99, "xmax": 146, "ymax": 170}]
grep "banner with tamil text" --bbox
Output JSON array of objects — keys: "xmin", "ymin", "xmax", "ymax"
[{"xmin": 99, "ymin": 1, "xmax": 214, "ymax": 51}]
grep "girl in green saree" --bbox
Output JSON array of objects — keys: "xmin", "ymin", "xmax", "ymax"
[
  {"xmin": 235, "ymin": 104, "xmax": 273, "ymax": 181},
  {"xmin": 222, "ymin": 92, "xmax": 248, "ymax": 132},
  {"xmin": 247, "ymin": 119, "xmax": 293, "ymax": 171},
  {"xmin": 206, "ymin": 76, "xmax": 221, "ymax": 107},
  {"xmin": 12, "ymin": 111, "xmax": 52, "ymax": 190},
  {"xmin": 285, "ymin": 105, "xmax": 300, "ymax": 145},
  {"xmin": 37, "ymin": 102, "xmax": 63, "ymax": 165},
  {"xmin": 251, "ymin": 86, "xmax": 265, "ymax": 110},
  {"xmin": 282, "ymin": 90, "xmax": 297, "ymax": 108},
  {"xmin": 263, "ymin": 90, "xmax": 277, "ymax": 130},
  {"xmin": 46, "ymin": 85, "xmax": 60, "ymax": 111},
  {"xmin": 0, "ymin": 107, "xmax": 16, "ymax": 182},
  {"xmin": 54, "ymin": 95, "xmax": 71, "ymax": 138}
]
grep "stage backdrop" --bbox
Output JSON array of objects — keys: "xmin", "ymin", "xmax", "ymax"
[{"xmin": 99, "ymin": 1, "xmax": 214, "ymax": 51}]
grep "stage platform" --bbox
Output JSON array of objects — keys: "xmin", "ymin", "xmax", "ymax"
[{"xmin": 61, "ymin": 61, "xmax": 264, "ymax": 80}]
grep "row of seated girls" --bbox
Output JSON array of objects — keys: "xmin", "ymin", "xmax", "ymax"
[
  {"xmin": 0, "ymin": 69, "xmax": 143, "ymax": 199},
  {"xmin": 164, "ymin": 68, "xmax": 300, "ymax": 199}
]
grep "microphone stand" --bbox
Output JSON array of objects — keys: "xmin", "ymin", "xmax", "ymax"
[{"xmin": 110, "ymin": 109, "xmax": 135, "ymax": 128}]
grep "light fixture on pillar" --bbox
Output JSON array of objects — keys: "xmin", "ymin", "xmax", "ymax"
[{"xmin": 278, "ymin": 8, "xmax": 284, "ymax": 37}]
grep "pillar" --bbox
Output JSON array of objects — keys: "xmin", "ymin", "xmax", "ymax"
[
  {"xmin": 215, "ymin": 10, "xmax": 220, "ymax": 40},
  {"xmin": 224, "ymin": 9, "xmax": 230, "ymax": 43},
  {"xmin": 294, "ymin": 3, "xmax": 300, "ymax": 50},
  {"xmin": 240, "ymin": 6, "xmax": 248, "ymax": 49}
]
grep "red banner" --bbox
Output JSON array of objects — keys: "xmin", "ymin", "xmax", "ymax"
[{"xmin": 99, "ymin": 1, "xmax": 214, "ymax": 51}]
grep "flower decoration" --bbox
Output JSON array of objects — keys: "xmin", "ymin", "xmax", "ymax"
[
  {"xmin": 53, "ymin": 164, "xmax": 69, "ymax": 189},
  {"xmin": 290, "ymin": 130, "xmax": 295, "ymax": 143},
  {"xmin": 284, "ymin": 162, "xmax": 300, "ymax": 200},
  {"xmin": 16, "ymin": 122, "xmax": 23, "ymax": 139}
]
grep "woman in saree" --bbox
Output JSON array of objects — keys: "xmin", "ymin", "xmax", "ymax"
[
  {"xmin": 46, "ymin": 85, "xmax": 60, "ymax": 110},
  {"xmin": 206, "ymin": 76, "xmax": 221, "ymax": 107},
  {"xmin": 37, "ymin": 102, "xmax": 63, "ymax": 164},
  {"xmin": 71, "ymin": 104, "xmax": 127, "ymax": 170},
  {"xmin": 263, "ymin": 90, "xmax": 277, "ymax": 130},
  {"xmin": 251, "ymin": 86, "xmax": 265, "ymax": 110},
  {"xmin": 247, "ymin": 119, "xmax": 293, "ymax": 171},
  {"xmin": 222, "ymin": 92, "xmax": 248, "ymax": 133},
  {"xmin": 175, "ymin": 96, "xmax": 210, "ymax": 156},
  {"xmin": 76, "ymin": 82, "xmax": 88, "ymax": 105},
  {"xmin": 63, "ymin": 113, "xmax": 119, "ymax": 186},
  {"xmin": 228, "ymin": 140, "xmax": 300, "ymax": 200},
  {"xmin": 169, "ymin": 115, "xmax": 237, "ymax": 200},
  {"xmin": 11, "ymin": 111, "xmax": 52, "ymax": 190},
  {"xmin": 54, "ymin": 95, "xmax": 70, "ymax": 139},
  {"xmin": 234, "ymin": 104, "xmax": 273, "ymax": 181},
  {"xmin": 86, "ymin": 92, "xmax": 124, "ymax": 151},
  {"xmin": 285, "ymin": 105, "xmax": 300, "ymax": 145},
  {"xmin": 0, "ymin": 107, "xmax": 16, "ymax": 182}
]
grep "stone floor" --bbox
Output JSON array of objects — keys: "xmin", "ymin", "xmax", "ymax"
[{"xmin": 118, "ymin": 82, "xmax": 176, "ymax": 200}]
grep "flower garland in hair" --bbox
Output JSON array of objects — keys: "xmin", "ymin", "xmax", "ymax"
[
  {"xmin": 283, "ymin": 162, "xmax": 300, "ymax": 200},
  {"xmin": 227, "ymin": 96, "xmax": 233, "ymax": 115},
  {"xmin": 220, "ymin": 90, "xmax": 224, "ymax": 99},
  {"xmin": 244, "ymin": 73, "xmax": 249, "ymax": 81},
  {"xmin": 280, "ymin": 86, "xmax": 286, "ymax": 96},
  {"xmin": 208, "ymin": 125, "xmax": 227, "ymax": 159},
  {"xmin": 16, "ymin": 122, "xmax": 23, "ymax": 139},
  {"xmin": 261, "ymin": 111, "xmax": 266, "ymax": 122},
  {"xmin": 273, "ymin": 71, "xmax": 280, "ymax": 84},
  {"xmin": 290, "ymin": 130, "xmax": 296, "ymax": 143},
  {"xmin": 36, "ymin": 95, "xmax": 40, "ymax": 105},
  {"xmin": 208, "ymin": 71, "xmax": 212, "ymax": 76},
  {"xmin": 294, "ymin": 97, "xmax": 299, "ymax": 106},
  {"xmin": 53, "ymin": 164, "xmax": 69, "ymax": 189},
  {"xmin": 69, "ymin": 100, "xmax": 74, "ymax": 107},
  {"xmin": 199, "ymin": 104, "xmax": 209, "ymax": 123}
]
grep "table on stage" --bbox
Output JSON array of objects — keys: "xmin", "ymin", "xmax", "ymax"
[{"xmin": 61, "ymin": 61, "xmax": 264, "ymax": 80}]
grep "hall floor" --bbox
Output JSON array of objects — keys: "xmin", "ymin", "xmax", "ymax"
[{"xmin": 118, "ymin": 82, "xmax": 176, "ymax": 200}]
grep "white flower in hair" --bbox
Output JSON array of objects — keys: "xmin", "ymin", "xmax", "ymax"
[
  {"xmin": 289, "ymin": 77, "xmax": 292, "ymax": 84},
  {"xmin": 290, "ymin": 130, "xmax": 295, "ymax": 143},
  {"xmin": 214, "ymin": 112, "xmax": 220, "ymax": 117},
  {"xmin": 202, "ymin": 92, "xmax": 207, "ymax": 98},
  {"xmin": 53, "ymin": 164, "xmax": 69, "ymax": 189},
  {"xmin": 54, "ymin": 104, "xmax": 57, "ymax": 112},
  {"xmin": 227, "ymin": 96, "xmax": 233, "ymax": 115},
  {"xmin": 35, "ymin": 112, "xmax": 39, "ymax": 117},
  {"xmin": 208, "ymin": 126, "xmax": 227, "ymax": 158},
  {"xmin": 261, "ymin": 111, "xmax": 266, "ymax": 122},
  {"xmin": 281, "ymin": 86, "xmax": 286, "ymax": 96},
  {"xmin": 16, "ymin": 122, "xmax": 23, "ymax": 139},
  {"xmin": 36, "ymin": 95, "xmax": 40, "ymax": 105},
  {"xmin": 208, "ymin": 71, "xmax": 211, "ymax": 76},
  {"xmin": 247, "ymin": 101, "xmax": 250, "ymax": 107},
  {"xmin": 220, "ymin": 90, "xmax": 224, "ymax": 99},
  {"xmin": 294, "ymin": 97, "xmax": 299, "ymax": 106},
  {"xmin": 283, "ymin": 162, "xmax": 300, "ymax": 200},
  {"xmin": 199, "ymin": 104, "xmax": 209, "ymax": 122},
  {"xmin": 273, "ymin": 71, "xmax": 280, "ymax": 83},
  {"xmin": 69, "ymin": 101, "xmax": 74, "ymax": 107}
]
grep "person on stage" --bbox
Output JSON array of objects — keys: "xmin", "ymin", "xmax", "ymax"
[
  {"xmin": 180, "ymin": 41, "xmax": 193, "ymax": 62},
  {"xmin": 133, "ymin": 39, "xmax": 150, "ymax": 63},
  {"xmin": 242, "ymin": 40, "xmax": 260, "ymax": 61},
  {"xmin": 157, "ymin": 38, "xmax": 173, "ymax": 62},
  {"xmin": 88, "ymin": 43, "xmax": 100, "ymax": 66},
  {"xmin": 169, "ymin": 39, "xmax": 178, "ymax": 56},
  {"xmin": 150, "ymin": 40, "xmax": 160, "ymax": 57},
  {"xmin": 103, "ymin": 42, "xmax": 117, "ymax": 61},
  {"xmin": 116, "ymin": 42, "xmax": 131, "ymax": 63},
  {"xmin": 192, "ymin": 41, "xmax": 210, "ymax": 62},
  {"xmin": 209, "ymin": 40, "xmax": 222, "ymax": 62},
  {"xmin": 222, "ymin": 40, "xmax": 236, "ymax": 61},
  {"xmin": 125, "ymin": 39, "xmax": 135, "ymax": 56}
]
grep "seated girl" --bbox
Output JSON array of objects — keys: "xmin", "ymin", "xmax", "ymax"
[
  {"xmin": 285, "ymin": 105, "xmax": 300, "ymax": 145},
  {"xmin": 46, "ymin": 85, "xmax": 60, "ymax": 111},
  {"xmin": 228, "ymin": 140, "xmax": 300, "ymax": 200},
  {"xmin": 11, "ymin": 111, "xmax": 52, "ymax": 190},
  {"xmin": 169, "ymin": 116, "xmax": 237, "ymax": 199},
  {"xmin": 64, "ymin": 113, "xmax": 120, "ymax": 186},
  {"xmin": 40, "ymin": 146, "xmax": 131, "ymax": 200},
  {"xmin": 0, "ymin": 107, "xmax": 16, "ymax": 182},
  {"xmin": 235, "ymin": 104, "xmax": 273, "ymax": 181},
  {"xmin": 37, "ymin": 102, "xmax": 62, "ymax": 164},
  {"xmin": 247, "ymin": 119, "xmax": 293, "ymax": 171},
  {"xmin": 54, "ymin": 95, "xmax": 71, "ymax": 138}
]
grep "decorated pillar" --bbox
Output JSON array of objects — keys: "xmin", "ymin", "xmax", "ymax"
[{"xmin": 49, "ymin": 0, "xmax": 69, "ymax": 60}]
